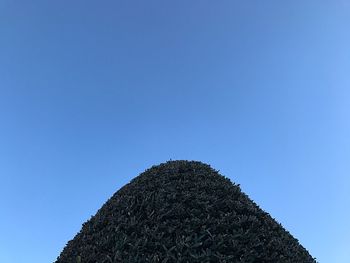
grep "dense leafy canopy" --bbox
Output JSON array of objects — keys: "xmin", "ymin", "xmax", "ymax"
[{"xmin": 55, "ymin": 160, "xmax": 316, "ymax": 263}]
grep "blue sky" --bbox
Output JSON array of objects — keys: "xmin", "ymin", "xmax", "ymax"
[{"xmin": 0, "ymin": 1, "xmax": 349, "ymax": 262}]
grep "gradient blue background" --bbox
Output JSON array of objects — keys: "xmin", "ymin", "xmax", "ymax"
[{"xmin": 1, "ymin": 1, "xmax": 349, "ymax": 262}]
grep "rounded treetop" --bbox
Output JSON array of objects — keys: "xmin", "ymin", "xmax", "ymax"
[{"xmin": 55, "ymin": 160, "xmax": 316, "ymax": 263}]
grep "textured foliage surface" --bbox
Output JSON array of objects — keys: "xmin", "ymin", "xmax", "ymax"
[{"xmin": 55, "ymin": 160, "xmax": 316, "ymax": 263}]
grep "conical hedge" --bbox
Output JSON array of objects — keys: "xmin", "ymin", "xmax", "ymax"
[{"xmin": 55, "ymin": 160, "xmax": 316, "ymax": 263}]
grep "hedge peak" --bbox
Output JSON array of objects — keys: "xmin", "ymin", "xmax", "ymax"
[{"xmin": 55, "ymin": 160, "xmax": 316, "ymax": 263}]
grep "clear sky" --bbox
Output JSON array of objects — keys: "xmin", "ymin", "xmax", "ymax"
[{"xmin": 0, "ymin": 1, "xmax": 349, "ymax": 262}]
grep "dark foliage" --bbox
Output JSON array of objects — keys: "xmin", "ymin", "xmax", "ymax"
[{"xmin": 55, "ymin": 160, "xmax": 316, "ymax": 263}]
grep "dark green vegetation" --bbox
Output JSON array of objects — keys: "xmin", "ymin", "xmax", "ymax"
[{"xmin": 55, "ymin": 160, "xmax": 316, "ymax": 263}]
